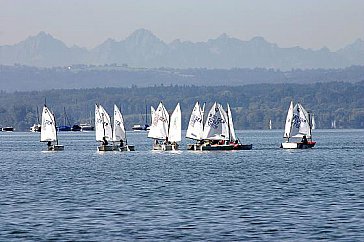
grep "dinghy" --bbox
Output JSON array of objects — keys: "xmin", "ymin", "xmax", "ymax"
[
  {"xmin": 95, "ymin": 104, "xmax": 113, "ymax": 151},
  {"xmin": 148, "ymin": 102, "xmax": 181, "ymax": 151},
  {"xmin": 187, "ymin": 102, "xmax": 252, "ymax": 151},
  {"xmin": 112, "ymin": 105, "xmax": 135, "ymax": 151},
  {"xmin": 281, "ymin": 101, "xmax": 316, "ymax": 149},
  {"xmin": 40, "ymin": 105, "xmax": 64, "ymax": 151}
]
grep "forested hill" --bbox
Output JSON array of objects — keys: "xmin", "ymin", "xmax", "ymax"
[{"xmin": 0, "ymin": 81, "xmax": 363, "ymax": 131}]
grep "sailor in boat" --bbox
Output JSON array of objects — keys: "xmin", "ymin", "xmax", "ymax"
[
  {"xmin": 102, "ymin": 136, "xmax": 108, "ymax": 145},
  {"xmin": 47, "ymin": 141, "xmax": 52, "ymax": 148},
  {"xmin": 301, "ymin": 135, "xmax": 308, "ymax": 145},
  {"xmin": 120, "ymin": 139, "xmax": 124, "ymax": 148}
]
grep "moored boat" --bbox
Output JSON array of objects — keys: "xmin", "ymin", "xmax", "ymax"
[{"xmin": 1, "ymin": 127, "xmax": 14, "ymax": 132}]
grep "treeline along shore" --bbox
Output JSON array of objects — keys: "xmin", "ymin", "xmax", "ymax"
[{"xmin": 0, "ymin": 81, "xmax": 363, "ymax": 131}]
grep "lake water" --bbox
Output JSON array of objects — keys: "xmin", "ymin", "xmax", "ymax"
[{"xmin": 0, "ymin": 130, "xmax": 363, "ymax": 241}]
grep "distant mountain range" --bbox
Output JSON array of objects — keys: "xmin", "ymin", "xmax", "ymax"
[{"xmin": 1, "ymin": 29, "xmax": 364, "ymax": 70}]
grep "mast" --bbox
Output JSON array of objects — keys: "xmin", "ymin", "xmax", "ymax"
[
  {"xmin": 145, "ymin": 102, "xmax": 148, "ymax": 125},
  {"xmin": 36, "ymin": 106, "xmax": 40, "ymax": 124},
  {"xmin": 121, "ymin": 105, "xmax": 128, "ymax": 144},
  {"xmin": 102, "ymin": 112, "xmax": 105, "ymax": 140},
  {"xmin": 308, "ymin": 112, "xmax": 313, "ymax": 141},
  {"xmin": 226, "ymin": 105, "xmax": 231, "ymax": 142},
  {"xmin": 53, "ymin": 110, "xmax": 59, "ymax": 145}
]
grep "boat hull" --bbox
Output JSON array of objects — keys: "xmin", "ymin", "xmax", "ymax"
[
  {"xmin": 48, "ymin": 144, "xmax": 64, "ymax": 151},
  {"xmin": 187, "ymin": 143, "xmax": 253, "ymax": 151},
  {"xmin": 281, "ymin": 141, "xmax": 316, "ymax": 149},
  {"xmin": 153, "ymin": 143, "xmax": 179, "ymax": 151},
  {"xmin": 114, "ymin": 145, "xmax": 135, "ymax": 151},
  {"xmin": 98, "ymin": 144, "xmax": 114, "ymax": 151}
]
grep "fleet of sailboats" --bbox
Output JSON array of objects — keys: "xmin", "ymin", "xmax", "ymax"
[
  {"xmin": 281, "ymin": 101, "xmax": 316, "ymax": 149},
  {"xmin": 22, "ymin": 101, "xmax": 325, "ymax": 151},
  {"xmin": 148, "ymin": 102, "xmax": 181, "ymax": 151},
  {"xmin": 40, "ymin": 104, "xmax": 64, "ymax": 151}
]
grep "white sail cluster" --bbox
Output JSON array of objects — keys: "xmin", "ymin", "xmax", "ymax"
[
  {"xmin": 95, "ymin": 104, "xmax": 127, "ymax": 142},
  {"xmin": 283, "ymin": 101, "xmax": 313, "ymax": 139},
  {"xmin": 186, "ymin": 102, "xmax": 239, "ymax": 142},
  {"xmin": 148, "ymin": 102, "xmax": 181, "ymax": 142}
]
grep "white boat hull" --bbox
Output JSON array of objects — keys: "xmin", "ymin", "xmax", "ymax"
[
  {"xmin": 281, "ymin": 142, "xmax": 316, "ymax": 149},
  {"xmin": 153, "ymin": 143, "xmax": 179, "ymax": 151}
]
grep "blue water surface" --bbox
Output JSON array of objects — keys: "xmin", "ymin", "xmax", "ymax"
[{"xmin": 0, "ymin": 130, "xmax": 363, "ymax": 241}]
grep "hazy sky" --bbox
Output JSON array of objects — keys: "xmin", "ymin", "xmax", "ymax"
[{"xmin": 1, "ymin": 0, "xmax": 364, "ymax": 50}]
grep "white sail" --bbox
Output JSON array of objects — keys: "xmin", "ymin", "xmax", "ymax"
[
  {"xmin": 227, "ymin": 103, "xmax": 237, "ymax": 141},
  {"xmin": 150, "ymin": 106, "xmax": 155, "ymax": 123},
  {"xmin": 202, "ymin": 102, "xmax": 228, "ymax": 140},
  {"xmin": 269, "ymin": 119, "xmax": 272, "ymax": 130},
  {"xmin": 291, "ymin": 103, "xmax": 311, "ymax": 138},
  {"xmin": 283, "ymin": 101, "xmax": 294, "ymax": 138},
  {"xmin": 219, "ymin": 104, "xmax": 230, "ymax": 140},
  {"xmin": 112, "ymin": 105, "xmax": 126, "ymax": 142},
  {"xmin": 186, "ymin": 102, "xmax": 204, "ymax": 140},
  {"xmin": 311, "ymin": 114, "xmax": 316, "ymax": 130},
  {"xmin": 168, "ymin": 103, "xmax": 181, "ymax": 142},
  {"xmin": 40, "ymin": 105, "xmax": 57, "ymax": 142},
  {"xmin": 148, "ymin": 102, "xmax": 169, "ymax": 139},
  {"xmin": 95, "ymin": 104, "xmax": 112, "ymax": 141}
]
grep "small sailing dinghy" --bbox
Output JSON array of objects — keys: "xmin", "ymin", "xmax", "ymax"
[
  {"xmin": 281, "ymin": 101, "xmax": 316, "ymax": 149},
  {"xmin": 40, "ymin": 105, "xmax": 64, "ymax": 151},
  {"xmin": 148, "ymin": 102, "xmax": 181, "ymax": 151},
  {"xmin": 112, "ymin": 104, "xmax": 135, "ymax": 151},
  {"xmin": 187, "ymin": 102, "xmax": 252, "ymax": 151},
  {"xmin": 186, "ymin": 101, "xmax": 205, "ymax": 150},
  {"xmin": 95, "ymin": 104, "xmax": 113, "ymax": 151}
]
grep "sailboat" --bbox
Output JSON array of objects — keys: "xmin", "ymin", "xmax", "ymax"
[
  {"xmin": 112, "ymin": 104, "xmax": 135, "ymax": 151},
  {"xmin": 269, "ymin": 119, "xmax": 272, "ymax": 130},
  {"xmin": 57, "ymin": 107, "xmax": 72, "ymax": 131},
  {"xmin": 186, "ymin": 101, "xmax": 205, "ymax": 150},
  {"xmin": 132, "ymin": 104, "xmax": 150, "ymax": 131},
  {"xmin": 148, "ymin": 102, "xmax": 181, "ymax": 151},
  {"xmin": 30, "ymin": 106, "xmax": 41, "ymax": 132},
  {"xmin": 187, "ymin": 102, "xmax": 252, "ymax": 151},
  {"xmin": 40, "ymin": 105, "xmax": 64, "ymax": 151},
  {"xmin": 95, "ymin": 104, "xmax": 113, "ymax": 151},
  {"xmin": 280, "ymin": 101, "xmax": 316, "ymax": 149}
]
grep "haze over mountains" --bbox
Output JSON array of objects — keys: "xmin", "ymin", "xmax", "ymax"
[{"xmin": 1, "ymin": 29, "xmax": 364, "ymax": 70}]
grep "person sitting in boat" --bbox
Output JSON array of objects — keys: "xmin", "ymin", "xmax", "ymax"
[
  {"xmin": 301, "ymin": 135, "xmax": 308, "ymax": 144},
  {"xmin": 47, "ymin": 141, "xmax": 52, "ymax": 147},
  {"xmin": 164, "ymin": 137, "xmax": 171, "ymax": 145},
  {"xmin": 219, "ymin": 140, "xmax": 225, "ymax": 145},
  {"xmin": 102, "ymin": 136, "xmax": 108, "ymax": 145},
  {"xmin": 120, "ymin": 139, "xmax": 124, "ymax": 147}
]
